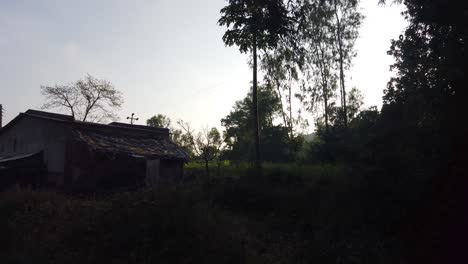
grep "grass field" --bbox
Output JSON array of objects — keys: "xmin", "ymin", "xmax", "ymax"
[
  {"xmin": 0, "ymin": 163, "xmax": 440, "ymax": 263},
  {"xmin": 185, "ymin": 161, "xmax": 348, "ymax": 183}
]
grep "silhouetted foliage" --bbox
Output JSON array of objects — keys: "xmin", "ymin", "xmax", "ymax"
[
  {"xmin": 372, "ymin": 1, "xmax": 468, "ymax": 261},
  {"xmin": 194, "ymin": 127, "xmax": 224, "ymax": 176},
  {"xmin": 381, "ymin": 0, "xmax": 467, "ymax": 163},
  {"xmin": 219, "ymin": 0, "xmax": 294, "ymax": 168},
  {"xmin": 218, "ymin": 0, "xmax": 292, "ymax": 53},
  {"xmin": 221, "ymin": 85, "xmax": 300, "ymax": 162},
  {"xmin": 146, "ymin": 114, "xmax": 171, "ymax": 128}
]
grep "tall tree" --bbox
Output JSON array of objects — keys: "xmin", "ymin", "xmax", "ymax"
[
  {"xmin": 378, "ymin": 1, "xmax": 468, "ymax": 261},
  {"xmin": 221, "ymin": 85, "xmax": 295, "ymax": 162},
  {"xmin": 219, "ymin": 0, "xmax": 291, "ymax": 169},
  {"xmin": 41, "ymin": 74, "xmax": 123, "ymax": 122},
  {"xmin": 297, "ymin": 0, "xmax": 338, "ymax": 136},
  {"xmin": 331, "ymin": 0, "xmax": 362, "ymax": 128},
  {"xmin": 382, "ymin": 0, "xmax": 467, "ymax": 168},
  {"xmin": 261, "ymin": 43, "xmax": 306, "ymax": 140}
]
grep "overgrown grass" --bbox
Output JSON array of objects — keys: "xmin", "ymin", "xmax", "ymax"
[
  {"xmin": 0, "ymin": 163, "xmax": 439, "ymax": 263},
  {"xmin": 185, "ymin": 161, "xmax": 347, "ymax": 183},
  {"xmin": 0, "ymin": 187, "xmax": 249, "ymax": 264}
]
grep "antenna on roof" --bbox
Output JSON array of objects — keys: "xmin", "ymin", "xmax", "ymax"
[{"xmin": 126, "ymin": 113, "xmax": 139, "ymax": 125}]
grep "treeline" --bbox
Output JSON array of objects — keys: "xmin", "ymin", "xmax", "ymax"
[
  {"xmin": 147, "ymin": 0, "xmax": 365, "ymax": 167},
  {"xmin": 146, "ymin": 0, "xmax": 468, "ymax": 259},
  {"xmin": 218, "ymin": 0, "xmax": 363, "ymax": 167}
]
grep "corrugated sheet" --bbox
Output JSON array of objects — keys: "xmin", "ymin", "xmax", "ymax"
[{"xmin": 73, "ymin": 129, "xmax": 188, "ymax": 160}]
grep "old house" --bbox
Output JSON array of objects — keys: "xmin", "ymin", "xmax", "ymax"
[{"xmin": 0, "ymin": 109, "xmax": 188, "ymax": 191}]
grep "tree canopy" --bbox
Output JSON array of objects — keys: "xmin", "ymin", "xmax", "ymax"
[
  {"xmin": 147, "ymin": 114, "xmax": 171, "ymax": 128},
  {"xmin": 218, "ymin": 0, "xmax": 292, "ymax": 53}
]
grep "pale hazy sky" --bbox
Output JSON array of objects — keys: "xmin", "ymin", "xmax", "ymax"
[{"xmin": 0, "ymin": 0, "xmax": 406, "ymax": 132}]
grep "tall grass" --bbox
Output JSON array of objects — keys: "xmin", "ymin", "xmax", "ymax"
[
  {"xmin": 185, "ymin": 161, "xmax": 347, "ymax": 184},
  {"xmin": 0, "ymin": 163, "xmax": 429, "ymax": 263},
  {"xmin": 0, "ymin": 188, "xmax": 247, "ymax": 264}
]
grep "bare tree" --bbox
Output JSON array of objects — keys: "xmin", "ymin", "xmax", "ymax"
[
  {"xmin": 177, "ymin": 120, "xmax": 224, "ymax": 176},
  {"xmin": 40, "ymin": 74, "xmax": 123, "ymax": 122},
  {"xmin": 194, "ymin": 127, "xmax": 224, "ymax": 177}
]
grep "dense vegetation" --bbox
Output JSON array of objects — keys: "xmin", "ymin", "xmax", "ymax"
[{"xmin": 2, "ymin": 164, "xmax": 418, "ymax": 263}]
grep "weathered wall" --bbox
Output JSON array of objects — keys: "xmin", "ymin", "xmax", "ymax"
[
  {"xmin": 0, "ymin": 116, "xmax": 69, "ymax": 186},
  {"xmin": 160, "ymin": 160, "xmax": 184, "ymax": 182}
]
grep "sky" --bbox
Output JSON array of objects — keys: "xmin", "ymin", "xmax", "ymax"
[{"xmin": 0, "ymin": 0, "xmax": 407, "ymax": 132}]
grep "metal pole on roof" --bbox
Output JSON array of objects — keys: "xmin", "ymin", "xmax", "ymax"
[
  {"xmin": 0, "ymin": 104, "xmax": 3, "ymax": 128},
  {"xmin": 126, "ymin": 113, "xmax": 139, "ymax": 125}
]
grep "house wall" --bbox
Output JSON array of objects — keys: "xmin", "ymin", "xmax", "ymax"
[
  {"xmin": 0, "ymin": 116, "xmax": 69, "ymax": 186},
  {"xmin": 160, "ymin": 160, "xmax": 184, "ymax": 182},
  {"xmin": 145, "ymin": 159, "xmax": 160, "ymax": 187}
]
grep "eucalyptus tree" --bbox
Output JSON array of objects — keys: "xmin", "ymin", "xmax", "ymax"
[
  {"xmin": 330, "ymin": 0, "xmax": 362, "ymax": 128},
  {"xmin": 261, "ymin": 46, "xmax": 299, "ymax": 140},
  {"xmin": 218, "ymin": 0, "xmax": 292, "ymax": 168},
  {"xmin": 296, "ymin": 0, "xmax": 338, "ymax": 135}
]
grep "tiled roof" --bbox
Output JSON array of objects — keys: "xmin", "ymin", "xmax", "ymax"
[{"xmin": 73, "ymin": 129, "xmax": 188, "ymax": 160}]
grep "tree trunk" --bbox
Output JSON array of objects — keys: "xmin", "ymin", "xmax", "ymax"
[
  {"xmin": 317, "ymin": 45, "xmax": 329, "ymax": 135},
  {"xmin": 324, "ymin": 86, "xmax": 329, "ymax": 134},
  {"xmin": 334, "ymin": 1, "xmax": 348, "ymax": 129},
  {"xmin": 337, "ymin": 29, "xmax": 347, "ymax": 128},
  {"xmin": 339, "ymin": 56, "xmax": 347, "ymax": 128},
  {"xmin": 288, "ymin": 85, "xmax": 293, "ymax": 139},
  {"xmin": 252, "ymin": 32, "xmax": 261, "ymax": 172},
  {"xmin": 275, "ymin": 80, "xmax": 288, "ymax": 133},
  {"xmin": 205, "ymin": 159, "xmax": 210, "ymax": 177}
]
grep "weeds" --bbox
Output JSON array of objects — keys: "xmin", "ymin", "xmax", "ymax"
[{"xmin": 0, "ymin": 164, "xmax": 429, "ymax": 263}]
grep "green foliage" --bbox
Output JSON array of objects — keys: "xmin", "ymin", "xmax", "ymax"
[
  {"xmin": 185, "ymin": 161, "xmax": 345, "ymax": 182},
  {"xmin": 146, "ymin": 114, "xmax": 171, "ymax": 128},
  {"xmin": 307, "ymin": 105, "xmax": 378, "ymax": 163},
  {"xmin": 328, "ymin": 87, "xmax": 364, "ymax": 128},
  {"xmin": 221, "ymin": 85, "xmax": 300, "ymax": 162},
  {"xmin": 384, "ymin": 0, "xmax": 466, "ymax": 139},
  {"xmin": 376, "ymin": 0, "xmax": 467, "ymax": 195},
  {"xmin": 218, "ymin": 0, "xmax": 292, "ymax": 53}
]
